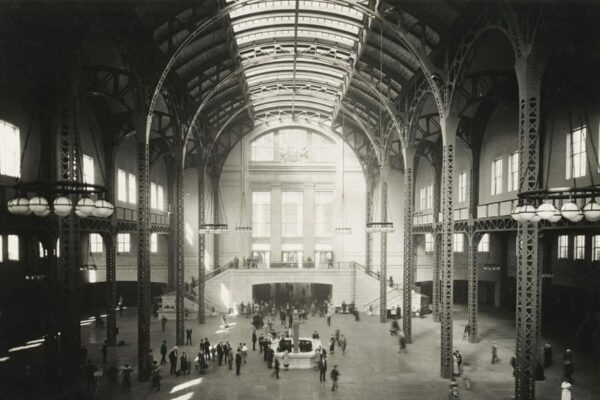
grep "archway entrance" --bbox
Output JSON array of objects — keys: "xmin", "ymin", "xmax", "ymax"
[{"xmin": 252, "ymin": 283, "xmax": 332, "ymax": 307}]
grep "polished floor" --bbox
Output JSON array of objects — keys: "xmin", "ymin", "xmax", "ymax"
[{"xmin": 82, "ymin": 306, "xmax": 599, "ymax": 400}]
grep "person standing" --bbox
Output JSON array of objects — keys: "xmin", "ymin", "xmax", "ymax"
[
  {"xmin": 161, "ymin": 315, "xmax": 168, "ymax": 332},
  {"xmin": 329, "ymin": 335, "xmax": 335, "ymax": 354},
  {"xmin": 186, "ymin": 328, "xmax": 192, "ymax": 345},
  {"xmin": 491, "ymin": 341, "xmax": 499, "ymax": 364},
  {"xmin": 204, "ymin": 338, "xmax": 211, "ymax": 361},
  {"xmin": 122, "ymin": 363, "xmax": 133, "ymax": 390},
  {"xmin": 544, "ymin": 342, "xmax": 553, "ymax": 367},
  {"xmin": 463, "ymin": 324, "xmax": 471, "ymax": 341},
  {"xmin": 340, "ymin": 335, "xmax": 347, "ymax": 355},
  {"xmin": 235, "ymin": 350, "xmax": 242, "ymax": 376},
  {"xmin": 160, "ymin": 341, "xmax": 167, "ymax": 365},
  {"xmin": 252, "ymin": 330, "xmax": 257, "ymax": 351},
  {"xmin": 327, "ymin": 309, "xmax": 332, "ymax": 327},
  {"xmin": 561, "ymin": 379, "xmax": 573, "ymax": 400},
  {"xmin": 168, "ymin": 347, "xmax": 178, "ymax": 376},
  {"xmin": 398, "ymin": 331, "xmax": 407, "ymax": 353},
  {"xmin": 319, "ymin": 356, "xmax": 327, "ymax": 382},
  {"xmin": 217, "ymin": 342, "xmax": 224, "ymax": 366},
  {"xmin": 330, "ymin": 365, "xmax": 340, "ymax": 392},
  {"xmin": 228, "ymin": 347, "xmax": 234, "ymax": 370},
  {"xmin": 272, "ymin": 358, "xmax": 280, "ymax": 379},
  {"xmin": 242, "ymin": 343, "xmax": 248, "ymax": 363},
  {"xmin": 180, "ymin": 353, "xmax": 188, "ymax": 376},
  {"xmin": 101, "ymin": 340, "xmax": 108, "ymax": 363}
]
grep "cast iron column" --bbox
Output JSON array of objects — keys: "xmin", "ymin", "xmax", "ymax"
[
  {"xmin": 136, "ymin": 115, "xmax": 152, "ymax": 381},
  {"xmin": 174, "ymin": 148, "xmax": 185, "ymax": 346},
  {"xmin": 514, "ymin": 52, "xmax": 544, "ymax": 400},
  {"xmin": 379, "ymin": 176, "xmax": 388, "ymax": 323},
  {"xmin": 365, "ymin": 188, "xmax": 373, "ymax": 271},
  {"xmin": 105, "ymin": 234, "xmax": 117, "ymax": 345},
  {"xmin": 212, "ymin": 175, "xmax": 220, "ymax": 269},
  {"xmin": 432, "ymin": 163, "xmax": 442, "ymax": 323},
  {"xmin": 467, "ymin": 232, "xmax": 480, "ymax": 343},
  {"xmin": 402, "ymin": 157, "xmax": 415, "ymax": 341},
  {"xmin": 197, "ymin": 162, "xmax": 206, "ymax": 323},
  {"xmin": 440, "ymin": 116, "xmax": 458, "ymax": 378}
]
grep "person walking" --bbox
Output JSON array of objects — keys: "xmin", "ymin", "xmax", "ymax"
[
  {"xmin": 398, "ymin": 331, "xmax": 407, "ymax": 353},
  {"xmin": 340, "ymin": 335, "xmax": 347, "ymax": 355},
  {"xmin": 203, "ymin": 338, "xmax": 211, "ymax": 361},
  {"xmin": 101, "ymin": 340, "xmax": 108, "ymax": 363},
  {"xmin": 319, "ymin": 356, "xmax": 328, "ymax": 382},
  {"xmin": 463, "ymin": 324, "xmax": 471, "ymax": 341},
  {"xmin": 160, "ymin": 341, "xmax": 167, "ymax": 365},
  {"xmin": 180, "ymin": 352, "xmax": 189, "ymax": 375},
  {"xmin": 252, "ymin": 330, "xmax": 257, "ymax": 351},
  {"xmin": 228, "ymin": 348, "xmax": 234, "ymax": 370},
  {"xmin": 283, "ymin": 351, "xmax": 290, "ymax": 370},
  {"xmin": 491, "ymin": 341, "xmax": 499, "ymax": 364},
  {"xmin": 327, "ymin": 309, "xmax": 332, "ymax": 327},
  {"xmin": 161, "ymin": 315, "xmax": 168, "ymax": 332},
  {"xmin": 217, "ymin": 342, "xmax": 224, "ymax": 366},
  {"xmin": 235, "ymin": 350, "xmax": 242, "ymax": 376},
  {"xmin": 272, "ymin": 358, "xmax": 280, "ymax": 379},
  {"xmin": 329, "ymin": 335, "xmax": 335, "ymax": 354},
  {"xmin": 330, "ymin": 365, "xmax": 340, "ymax": 392}
]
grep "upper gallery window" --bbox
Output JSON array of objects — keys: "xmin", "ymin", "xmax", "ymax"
[
  {"xmin": 128, "ymin": 173, "xmax": 137, "ymax": 205},
  {"xmin": 458, "ymin": 172, "xmax": 468, "ymax": 203},
  {"xmin": 279, "ymin": 129, "xmax": 308, "ymax": 163},
  {"xmin": 8, "ymin": 235, "xmax": 19, "ymax": 261},
  {"xmin": 118, "ymin": 169, "xmax": 127, "ymax": 202},
  {"xmin": 0, "ymin": 120, "xmax": 20, "ymax": 177},
  {"xmin": 491, "ymin": 158, "xmax": 503, "ymax": 195},
  {"xmin": 508, "ymin": 151, "xmax": 519, "ymax": 192},
  {"xmin": 593, "ymin": 235, "xmax": 600, "ymax": 261},
  {"xmin": 425, "ymin": 233, "xmax": 433, "ymax": 253},
  {"xmin": 478, "ymin": 233, "xmax": 490, "ymax": 252},
  {"xmin": 282, "ymin": 191, "xmax": 303, "ymax": 237},
  {"xmin": 566, "ymin": 127, "xmax": 587, "ymax": 179},
  {"xmin": 453, "ymin": 233, "xmax": 464, "ymax": 253},
  {"xmin": 252, "ymin": 191, "xmax": 271, "ymax": 237},
  {"xmin": 558, "ymin": 235, "xmax": 569, "ymax": 259},
  {"xmin": 82, "ymin": 154, "xmax": 94, "ymax": 186},
  {"xmin": 314, "ymin": 191, "xmax": 333, "ymax": 236},
  {"xmin": 574, "ymin": 235, "xmax": 585, "ymax": 260},
  {"xmin": 89, "ymin": 233, "xmax": 103, "ymax": 253}
]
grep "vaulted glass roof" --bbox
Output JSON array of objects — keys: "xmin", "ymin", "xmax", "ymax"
[{"xmin": 227, "ymin": 0, "xmax": 370, "ymax": 124}]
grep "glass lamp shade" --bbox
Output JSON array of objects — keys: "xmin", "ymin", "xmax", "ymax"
[
  {"xmin": 531, "ymin": 213, "xmax": 542, "ymax": 223},
  {"xmin": 75, "ymin": 198, "xmax": 95, "ymax": 218},
  {"xmin": 53, "ymin": 197, "xmax": 73, "ymax": 217},
  {"xmin": 569, "ymin": 212, "xmax": 584, "ymax": 223},
  {"xmin": 536, "ymin": 203, "xmax": 557, "ymax": 220},
  {"xmin": 547, "ymin": 211, "xmax": 562, "ymax": 223},
  {"xmin": 511, "ymin": 206, "xmax": 523, "ymax": 222},
  {"xmin": 519, "ymin": 205, "xmax": 537, "ymax": 221},
  {"xmin": 561, "ymin": 202, "xmax": 582, "ymax": 222},
  {"xmin": 8, "ymin": 197, "xmax": 31, "ymax": 215},
  {"xmin": 92, "ymin": 199, "xmax": 114, "ymax": 218},
  {"xmin": 583, "ymin": 200, "xmax": 600, "ymax": 222},
  {"xmin": 29, "ymin": 196, "xmax": 50, "ymax": 216}
]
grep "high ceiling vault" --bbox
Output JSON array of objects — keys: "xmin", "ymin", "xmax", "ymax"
[{"xmin": 149, "ymin": 0, "xmax": 464, "ymax": 169}]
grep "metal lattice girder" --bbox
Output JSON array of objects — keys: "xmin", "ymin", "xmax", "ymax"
[
  {"xmin": 402, "ymin": 166, "xmax": 414, "ymax": 340},
  {"xmin": 197, "ymin": 161, "xmax": 206, "ymax": 323},
  {"xmin": 379, "ymin": 180, "xmax": 388, "ymax": 323},
  {"xmin": 432, "ymin": 161, "xmax": 442, "ymax": 323},
  {"xmin": 440, "ymin": 117, "xmax": 458, "ymax": 379},
  {"xmin": 80, "ymin": 66, "xmax": 135, "ymax": 112},
  {"xmin": 212, "ymin": 175, "xmax": 220, "ymax": 269},
  {"xmin": 136, "ymin": 140, "xmax": 152, "ymax": 382},
  {"xmin": 467, "ymin": 231, "xmax": 482, "ymax": 343}
]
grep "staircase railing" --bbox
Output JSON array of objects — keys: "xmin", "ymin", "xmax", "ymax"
[{"xmin": 205, "ymin": 260, "xmax": 235, "ymax": 280}]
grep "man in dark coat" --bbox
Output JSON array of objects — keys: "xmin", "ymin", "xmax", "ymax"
[
  {"xmin": 203, "ymin": 338, "xmax": 211, "ymax": 361},
  {"xmin": 319, "ymin": 356, "xmax": 327, "ymax": 382},
  {"xmin": 252, "ymin": 330, "xmax": 257, "ymax": 351},
  {"xmin": 160, "ymin": 341, "xmax": 167, "ymax": 365},
  {"xmin": 217, "ymin": 342, "xmax": 224, "ymax": 365},
  {"xmin": 235, "ymin": 350, "xmax": 242, "ymax": 376},
  {"xmin": 168, "ymin": 347, "xmax": 178, "ymax": 375}
]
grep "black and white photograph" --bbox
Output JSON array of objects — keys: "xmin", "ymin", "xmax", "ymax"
[{"xmin": 0, "ymin": 1, "xmax": 599, "ymax": 399}]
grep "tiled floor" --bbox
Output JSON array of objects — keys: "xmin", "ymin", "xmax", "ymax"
[{"xmin": 82, "ymin": 306, "xmax": 600, "ymax": 400}]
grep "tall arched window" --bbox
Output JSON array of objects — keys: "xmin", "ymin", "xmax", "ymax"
[{"xmin": 0, "ymin": 120, "xmax": 20, "ymax": 177}]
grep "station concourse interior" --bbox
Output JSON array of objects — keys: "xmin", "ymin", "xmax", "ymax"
[{"xmin": 0, "ymin": 1, "xmax": 599, "ymax": 399}]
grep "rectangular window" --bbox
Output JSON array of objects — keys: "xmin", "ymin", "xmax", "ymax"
[
  {"xmin": 574, "ymin": 235, "xmax": 585, "ymax": 260},
  {"xmin": 420, "ymin": 187, "xmax": 427, "ymax": 211},
  {"xmin": 478, "ymin": 233, "xmax": 490, "ymax": 252},
  {"xmin": 117, "ymin": 233, "xmax": 131, "ymax": 253},
  {"xmin": 426, "ymin": 185, "xmax": 433, "ymax": 209},
  {"xmin": 593, "ymin": 235, "xmax": 600, "ymax": 261},
  {"xmin": 566, "ymin": 127, "xmax": 587, "ymax": 179},
  {"xmin": 8, "ymin": 235, "xmax": 19, "ymax": 261},
  {"xmin": 420, "ymin": 185, "xmax": 433, "ymax": 211},
  {"xmin": 251, "ymin": 133, "xmax": 274, "ymax": 161},
  {"xmin": 558, "ymin": 235, "xmax": 569, "ymax": 259},
  {"xmin": 453, "ymin": 233, "xmax": 464, "ymax": 253},
  {"xmin": 82, "ymin": 154, "xmax": 94, "ymax": 186},
  {"xmin": 491, "ymin": 158, "xmax": 503, "ymax": 195},
  {"xmin": 89, "ymin": 233, "xmax": 103, "ymax": 253},
  {"xmin": 252, "ymin": 191, "xmax": 271, "ymax": 237},
  {"xmin": 39, "ymin": 242, "xmax": 45, "ymax": 258},
  {"xmin": 0, "ymin": 120, "xmax": 21, "ymax": 177},
  {"xmin": 117, "ymin": 169, "xmax": 127, "ymax": 202},
  {"xmin": 0, "ymin": 236, "xmax": 3, "ymax": 262},
  {"xmin": 157, "ymin": 185, "xmax": 164, "ymax": 211},
  {"xmin": 425, "ymin": 233, "xmax": 433, "ymax": 253},
  {"xmin": 314, "ymin": 191, "xmax": 333, "ymax": 237},
  {"xmin": 458, "ymin": 172, "xmax": 468, "ymax": 203},
  {"xmin": 508, "ymin": 151, "xmax": 519, "ymax": 192},
  {"xmin": 128, "ymin": 173, "xmax": 136, "ymax": 204},
  {"xmin": 150, "ymin": 233, "xmax": 158, "ymax": 253},
  {"xmin": 150, "ymin": 183, "xmax": 157, "ymax": 209},
  {"xmin": 282, "ymin": 191, "xmax": 303, "ymax": 237}
]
